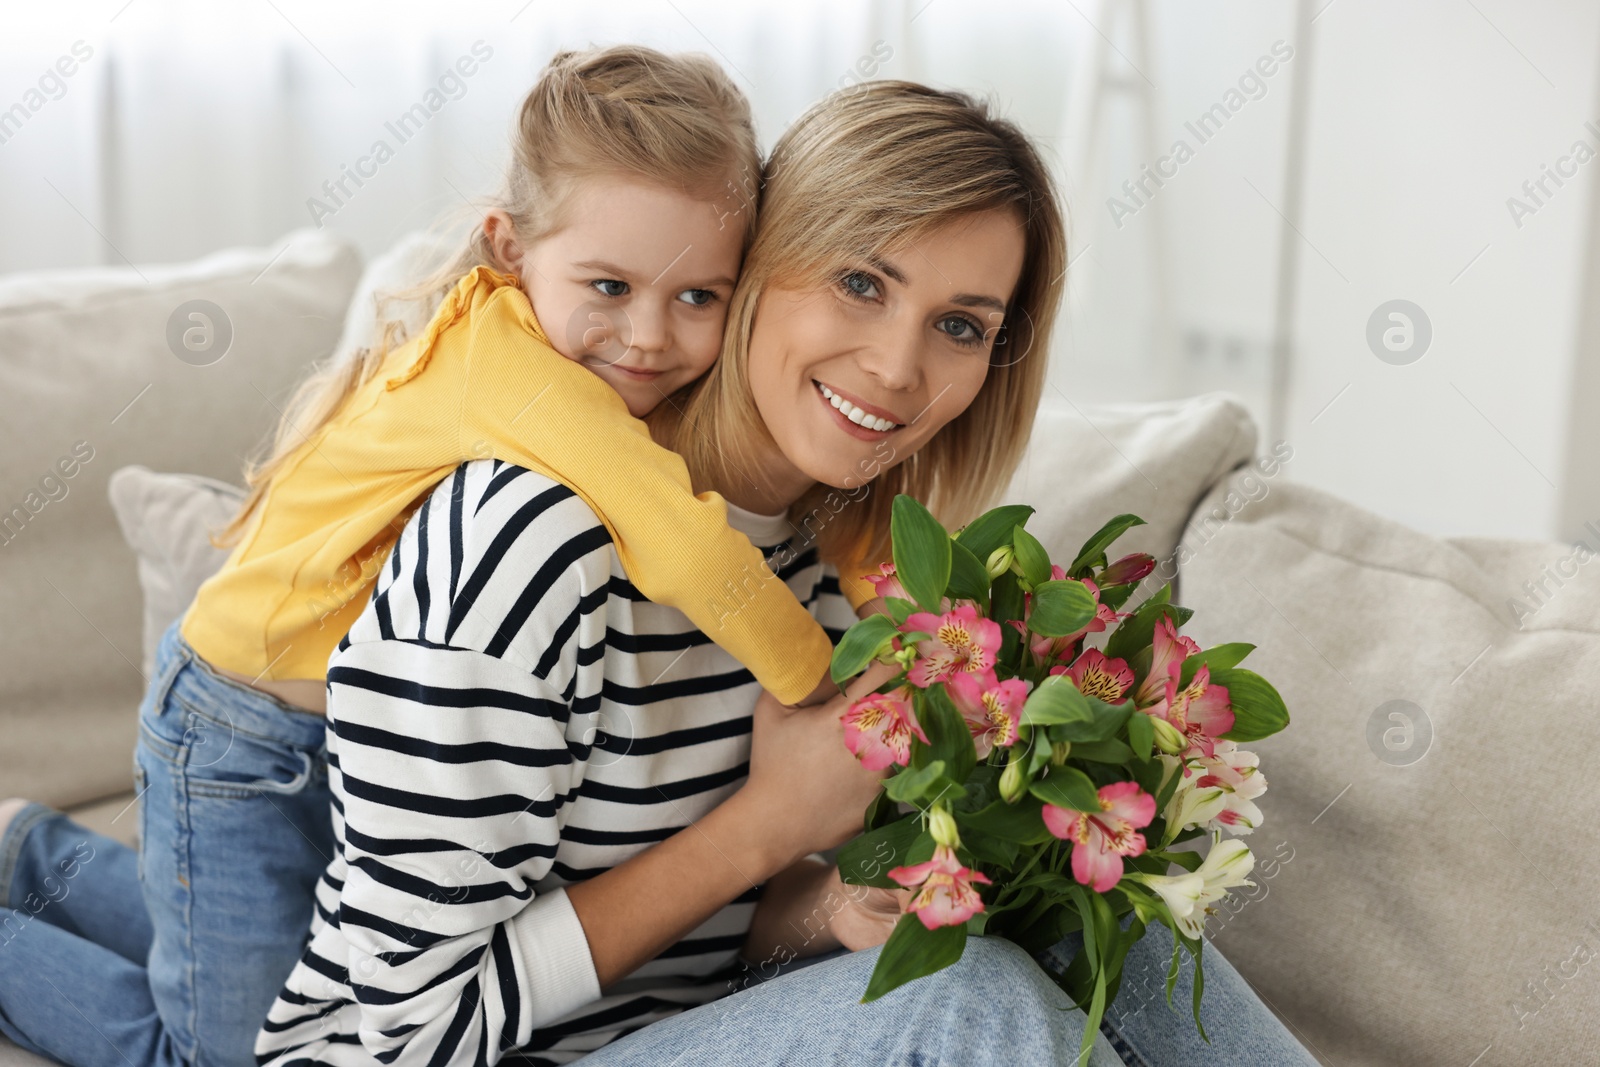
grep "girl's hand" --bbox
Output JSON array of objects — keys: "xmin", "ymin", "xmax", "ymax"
[{"xmin": 824, "ymin": 865, "xmax": 915, "ymax": 952}]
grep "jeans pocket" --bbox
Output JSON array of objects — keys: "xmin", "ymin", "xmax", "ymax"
[{"xmin": 164, "ymin": 698, "xmax": 319, "ymax": 800}]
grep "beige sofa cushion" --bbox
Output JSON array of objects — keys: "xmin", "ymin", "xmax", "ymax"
[
  {"xmin": 0, "ymin": 230, "xmax": 361, "ymax": 810},
  {"xmin": 107, "ymin": 467, "xmax": 246, "ymax": 677},
  {"xmin": 1005, "ymin": 393, "xmax": 1259, "ymax": 575},
  {"xmin": 1179, "ymin": 468, "xmax": 1600, "ymax": 1066}
]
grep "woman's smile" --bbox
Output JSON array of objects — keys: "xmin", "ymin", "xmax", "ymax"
[{"xmin": 813, "ymin": 379, "xmax": 905, "ymax": 438}]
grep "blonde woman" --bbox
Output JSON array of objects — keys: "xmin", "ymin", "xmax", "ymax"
[{"xmin": 247, "ymin": 80, "xmax": 1316, "ymax": 1066}]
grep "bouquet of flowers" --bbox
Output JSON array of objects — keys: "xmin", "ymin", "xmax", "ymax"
[{"xmin": 832, "ymin": 496, "xmax": 1290, "ymax": 1065}]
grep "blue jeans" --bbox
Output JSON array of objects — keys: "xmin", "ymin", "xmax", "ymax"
[
  {"xmin": 0, "ymin": 621, "xmax": 333, "ymax": 1067},
  {"xmin": 1039, "ymin": 913, "xmax": 1320, "ymax": 1066},
  {"xmin": 574, "ymin": 908, "xmax": 1316, "ymax": 1065}
]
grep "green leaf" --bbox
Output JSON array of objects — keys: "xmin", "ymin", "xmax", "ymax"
[
  {"xmin": 957, "ymin": 796, "xmax": 1055, "ymax": 845},
  {"xmin": 1127, "ymin": 708, "xmax": 1154, "ymax": 761},
  {"xmin": 1023, "ymin": 677, "xmax": 1129, "ymax": 741},
  {"xmin": 1011, "ymin": 525, "xmax": 1052, "ymax": 587},
  {"xmin": 946, "ymin": 539, "xmax": 992, "ymax": 605},
  {"xmin": 836, "ymin": 815, "xmax": 922, "ymax": 888},
  {"xmin": 1029, "ymin": 765, "xmax": 1101, "ymax": 812},
  {"xmin": 1103, "ymin": 585, "xmax": 1179, "ymax": 662},
  {"xmin": 960, "ymin": 829, "xmax": 1020, "ymax": 868},
  {"xmin": 1165, "ymin": 924, "xmax": 1184, "ymax": 1007},
  {"xmin": 1155, "ymin": 759, "xmax": 1184, "ymax": 811},
  {"xmin": 1098, "ymin": 582, "xmax": 1140, "ymax": 612},
  {"xmin": 1209, "ymin": 668, "xmax": 1291, "ymax": 742},
  {"xmin": 1062, "ymin": 737, "xmax": 1134, "ymax": 764},
  {"xmin": 1026, "ymin": 579, "xmax": 1099, "ymax": 638},
  {"xmin": 884, "ymin": 596, "xmax": 918, "ymax": 625},
  {"xmin": 1026, "ymin": 730, "xmax": 1056, "ymax": 777},
  {"xmin": 891, "ymin": 495, "xmax": 952, "ymax": 611},
  {"xmin": 1155, "ymin": 848, "xmax": 1204, "ymax": 874},
  {"xmin": 954, "ymin": 504, "xmax": 1035, "ymax": 561},
  {"xmin": 829, "ymin": 614, "xmax": 900, "ymax": 685},
  {"xmin": 990, "ymin": 570, "xmax": 1025, "ymax": 627},
  {"xmin": 1021, "ymin": 674, "xmax": 1090, "ymax": 727},
  {"xmin": 1076, "ymin": 966, "xmax": 1107, "ymax": 1067},
  {"xmin": 861, "ymin": 912, "xmax": 968, "ymax": 1003},
  {"xmin": 885, "ymin": 760, "xmax": 958, "ymax": 804},
  {"xmin": 921, "ymin": 684, "xmax": 978, "ymax": 784},
  {"xmin": 1069, "ymin": 513, "xmax": 1147, "ymax": 578},
  {"xmin": 1177, "ymin": 642, "xmax": 1256, "ymax": 687},
  {"xmin": 863, "ymin": 787, "xmax": 899, "ymax": 832}
]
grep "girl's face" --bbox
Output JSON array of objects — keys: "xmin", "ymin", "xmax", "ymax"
[
  {"xmin": 494, "ymin": 174, "xmax": 745, "ymax": 418},
  {"xmin": 745, "ymin": 208, "xmax": 1027, "ymax": 502}
]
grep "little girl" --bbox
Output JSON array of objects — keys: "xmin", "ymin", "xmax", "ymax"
[{"xmin": 0, "ymin": 45, "xmax": 863, "ymax": 1067}]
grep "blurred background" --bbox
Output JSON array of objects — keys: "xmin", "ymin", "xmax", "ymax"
[{"xmin": 3, "ymin": 0, "xmax": 1597, "ymax": 546}]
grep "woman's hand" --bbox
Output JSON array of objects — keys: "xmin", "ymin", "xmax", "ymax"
[
  {"xmin": 739, "ymin": 661, "xmax": 899, "ymax": 869},
  {"xmin": 824, "ymin": 865, "xmax": 915, "ymax": 952}
]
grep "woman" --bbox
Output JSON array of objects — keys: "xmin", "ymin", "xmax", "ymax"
[{"xmin": 246, "ymin": 80, "xmax": 1319, "ymax": 1065}]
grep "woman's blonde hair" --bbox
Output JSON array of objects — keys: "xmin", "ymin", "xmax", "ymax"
[
  {"xmin": 652, "ymin": 80, "xmax": 1067, "ymax": 571},
  {"xmin": 216, "ymin": 44, "xmax": 761, "ymax": 546}
]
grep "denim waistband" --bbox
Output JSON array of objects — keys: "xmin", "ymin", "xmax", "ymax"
[{"xmin": 153, "ymin": 620, "xmax": 329, "ymax": 752}]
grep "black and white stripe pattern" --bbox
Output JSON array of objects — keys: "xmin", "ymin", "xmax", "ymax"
[{"xmin": 255, "ymin": 459, "xmax": 853, "ymax": 1066}]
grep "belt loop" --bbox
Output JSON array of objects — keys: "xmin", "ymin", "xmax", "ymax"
[{"xmin": 149, "ymin": 620, "xmax": 193, "ymax": 711}]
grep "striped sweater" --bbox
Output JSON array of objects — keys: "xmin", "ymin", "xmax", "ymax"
[{"xmin": 255, "ymin": 459, "xmax": 855, "ymax": 1066}]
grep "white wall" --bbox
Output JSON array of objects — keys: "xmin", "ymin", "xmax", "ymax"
[{"xmin": 2, "ymin": 0, "xmax": 1595, "ymax": 543}]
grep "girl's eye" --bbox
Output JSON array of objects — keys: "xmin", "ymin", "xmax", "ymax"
[
  {"xmin": 939, "ymin": 314, "xmax": 987, "ymax": 347},
  {"xmin": 677, "ymin": 288, "xmax": 716, "ymax": 307},
  {"xmin": 591, "ymin": 279, "xmax": 629, "ymax": 298},
  {"xmin": 839, "ymin": 270, "xmax": 880, "ymax": 300}
]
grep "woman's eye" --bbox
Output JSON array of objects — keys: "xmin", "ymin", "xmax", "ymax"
[
  {"xmin": 677, "ymin": 288, "xmax": 716, "ymax": 307},
  {"xmin": 591, "ymin": 279, "xmax": 629, "ymax": 298},
  {"xmin": 840, "ymin": 270, "xmax": 880, "ymax": 300},
  {"xmin": 940, "ymin": 315, "xmax": 986, "ymax": 346}
]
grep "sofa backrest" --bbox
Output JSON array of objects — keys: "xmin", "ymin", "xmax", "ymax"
[{"xmin": 0, "ymin": 230, "xmax": 362, "ymax": 808}]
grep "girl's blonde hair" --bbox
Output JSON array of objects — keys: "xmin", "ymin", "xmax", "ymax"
[
  {"xmin": 651, "ymin": 80, "xmax": 1067, "ymax": 572},
  {"xmin": 216, "ymin": 44, "xmax": 761, "ymax": 546}
]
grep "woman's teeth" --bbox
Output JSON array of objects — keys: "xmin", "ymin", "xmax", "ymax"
[{"xmin": 817, "ymin": 383, "xmax": 899, "ymax": 432}]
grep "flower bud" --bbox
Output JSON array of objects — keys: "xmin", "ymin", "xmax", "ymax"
[
  {"xmin": 1050, "ymin": 740, "xmax": 1072, "ymax": 766},
  {"xmin": 985, "ymin": 546, "xmax": 1015, "ymax": 580},
  {"xmin": 929, "ymin": 805, "xmax": 961, "ymax": 848},
  {"xmin": 999, "ymin": 752, "xmax": 1027, "ymax": 804},
  {"xmin": 1100, "ymin": 552, "xmax": 1157, "ymax": 586},
  {"xmin": 1151, "ymin": 715, "xmax": 1188, "ymax": 755}
]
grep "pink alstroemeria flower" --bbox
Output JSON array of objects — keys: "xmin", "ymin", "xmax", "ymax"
[
  {"xmin": 861, "ymin": 562, "xmax": 911, "ymax": 603},
  {"xmin": 1133, "ymin": 615, "xmax": 1202, "ymax": 708},
  {"xmin": 1043, "ymin": 781, "xmax": 1157, "ymax": 893},
  {"xmin": 888, "ymin": 843, "xmax": 994, "ymax": 930},
  {"xmin": 1157, "ymin": 665, "xmax": 1235, "ymax": 761},
  {"xmin": 904, "ymin": 605, "xmax": 1002, "ymax": 688},
  {"xmin": 1048, "ymin": 648, "xmax": 1136, "ymax": 704},
  {"xmin": 841, "ymin": 689, "xmax": 930, "ymax": 771},
  {"xmin": 946, "ymin": 672, "xmax": 1028, "ymax": 759}
]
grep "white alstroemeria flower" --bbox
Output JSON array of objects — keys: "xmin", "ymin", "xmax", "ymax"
[
  {"xmin": 1140, "ymin": 869, "xmax": 1206, "ymax": 931},
  {"xmin": 1157, "ymin": 753, "xmax": 1227, "ymax": 841},
  {"xmin": 1134, "ymin": 839, "xmax": 1257, "ymax": 940},
  {"xmin": 1192, "ymin": 740, "xmax": 1268, "ymax": 836}
]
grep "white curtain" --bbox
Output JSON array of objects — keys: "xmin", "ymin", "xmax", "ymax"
[{"xmin": 5, "ymin": 0, "xmax": 1597, "ymax": 542}]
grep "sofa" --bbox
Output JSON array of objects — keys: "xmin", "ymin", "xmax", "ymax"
[{"xmin": 3, "ymin": 229, "xmax": 1595, "ymax": 1066}]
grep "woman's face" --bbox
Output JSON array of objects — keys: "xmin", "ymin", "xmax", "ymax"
[{"xmin": 746, "ymin": 208, "xmax": 1027, "ymax": 497}]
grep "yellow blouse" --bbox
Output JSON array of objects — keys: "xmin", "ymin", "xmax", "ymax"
[{"xmin": 181, "ymin": 266, "xmax": 837, "ymax": 704}]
